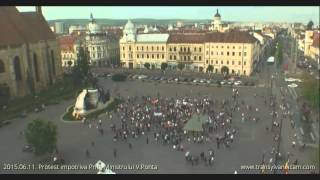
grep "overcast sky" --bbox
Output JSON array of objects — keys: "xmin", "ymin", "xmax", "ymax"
[{"xmin": 16, "ymin": 6, "xmax": 319, "ymax": 25}]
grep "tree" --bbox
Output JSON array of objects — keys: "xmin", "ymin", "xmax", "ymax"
[
  {"xmin": 221, "ymin": 66, "xmax": 229, "ymax": 76},
  {"xmin": 206, "ymin": 65, "xmax": 214, "ymax": 73},
  {"xmin": 144, "ymin": 63, "xmax": 150, "ymax": 70},
  {"xmin": 301, "ymin": 73, "xmax": 320, "ymax": 109},
  {"xmin": 25, "ymin": 119, "xmax": 57, "ymax": 156},
  {"xmin": 72, "ymin": 45, "xmax": 91, "ymax": 86},
  {"xmin": 276, "ymin": 41, "xmax": 283, "ymax": 68},
  {"xmin": 307, "ymin": 20, "xmax": 314, "ymax": 30},
  {"xmin": 161, "ymin": 63, "xmax": 168, "ymax": 71},
  {"xmin": 177, "ymin": 63, "xmax": 185, "ymax": 71}
]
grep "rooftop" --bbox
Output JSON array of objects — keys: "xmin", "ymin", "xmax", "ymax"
[{"xmin": 136, "ymin": 33, "xmax": 169, "ymax": 43}]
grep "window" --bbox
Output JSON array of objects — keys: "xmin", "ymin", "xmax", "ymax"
[
  {"xmin": 211, "ymin": 52, "xmax": 213, "ymax": 55},
  {"xmin": 184, "ymin": 47, "xmax": 186, "ymax": 52},
  {"xmin": 227, "ymin": 46, "xmax": 229, "ymax": 49},
  {"xmin": 244, "ymin": 46, "xmax": 247, "ymax": 49},
  {"xmin": 221, "ymin": 46, "xmax": 224, "ymax": 48},
  {"xmin": 239, "ymin": 52, "xmax": 241, "ymax": 56},
  {"xmin": 169, "ymin": 47, "xmax": 172, "ymax": 51},
  {"xmin": 206, "ymin": 51, "xmax": 209, "ymax": 55},
  {"xmin": 170, "ymin": 55, "xmax": 172, "ymax": 60},
  {"xmin": 232, "ymin": 52, "xmax": 235, "ymax": 56},
  {"xmin": 221, "ymin": 60, "xmax": 223, "ymax": 64},
  {"xmin": 98, "ymin": 46, "xmax": 101, "ymax": 51},
  {"xmin": 216, "ymin": 52, "xmax": 218, "ymax": 55},
  {"xmin": 232, "ymin": 61, "xmax": 234, "ymax": 65},
  {"xmin": 199, "ymin": 56, "xmax": 202, "ymax": 61},
  {"xmin": 137, "ymin": 54, "xmax": 140, "ymax": 58},
  {"xmin": 147, "ymin": 54, "xmax": 149, "ymax": 59},
  {"xmin": 174, "ymin": 47, "xmax": 176, "ymax": 51},
  {"xmin": 227, "ymin": 61, "xmax": 229, "ymax": 65},
  {"xmin": 162, "ymin": 54, "xmax": 164, "ymax": 59},
  {"xmin": 152, "ymin": 54, "xmax": 154, "ymax": 59},
  {"xmin": 184, "ymin": 56, "xmax": 186, "ymax": 61},
  {"xmin": 147, "ymin": 46, "xmax": 148, "ymax": 50},
  {"xmin": 13, "ymin": 56, "xmax": 22, "ymax": 80},
  {"xmin": 142, "ymin": 54, "xmax": 144, "ymax": 58},
  {"xmin": 221, "ymin": 52, "xmax": 223, "ymax": 55},
  {"xmin": 129, "ymin": 46, "xmax": 131, "ymax": 51},
  {"xmin": 188, "ymin": 56, "xmax": 191, "ymax": 61},
  {"xmin": 152, "ymin": 46, "xmax": 154, "ymax": 51},
  {"xmin": 162, "ymin": 46, "xmax": 164, "ymax": 51},
  {"xmin": 199, "ymin": 47, "xmax": 201, "ymax": 52},
  {"xmin": 206, "ymin": 60, "xmax": 209, "ymax": 64},
  {"xmin": 244, "ymin": 70, "xmax": 246, "ymax": 75},
  {"xmin": 238, "ymin": 61, "xmax": 241, "ymax": 65},
  {"xmin": 93, "ymin": 47, "xmax": 95, "ymax": 50},
  {"xmin": 157, "ymin": 46, "xmax": 159, "ymax": 51},
  {"xmin": 142, "ymin": 47, "xmax": 144, "ymax": 51},
  {"xmin": 157, "ymin": 54, "xmax": 159, "ymax": 59},
  {"xmin": 174, "ymin": 55, "xmax": 176, "ymax": 60},
  {"xmin": 180, "ymin": 47, "xmax": 183, "ymax": 52},
  {"xmin": 194, "ymin": 56, "xmax": 197, "ymax": 60},
  {"xmin": 137, "ymin": 47, "xmax": 139, "ymax": 51},
  {"xmin": 244, "ymin": 52, "xmax": 247, "ymax": 56},
  {"xmin": 212, "ymin": 46, "xmax": 214, "ymax": 49},
  {"xmin": 216, "ymin": 60, "xmax": 218, "ymax": 64},
  {"xmin": 227, "ymin": 52, "xmax": 229, "ymax": 56},
  {"xmin": 188, "ymin": 47, "xmax": 190, "ymax": 52},
  {"xmin": 244, "ymin": 61, "xmax": 246, "ymax": 65},
  {"xmin": 233, "ymin": 46, "xmax": 235, "ymax": 49},
  {"xmin": 194, "ymin": 47, "xmax": 197, "ymax": 52},
  {"xmin": 216, "ymin": 46, "xmax": 218, "ymax": 48}
]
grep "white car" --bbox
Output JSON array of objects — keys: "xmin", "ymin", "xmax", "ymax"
[
  {"xmin": 220, "ymin": 80, "xmax": 227, "ymax": 85},
  {"xmin": 288, "ymin": 83, "xmax": 298, "ymax": 88},
  {"xmin": 193, "ymin": 79, "xmax": 199, "ymax": 83},
  {"xmin": 234, "ymin": 81, "xmax": 242, "ymax": 86},
  {"xmin": 138, "ymin": 75, "xmax": 148, "ymax": 79},
  {"xmin": 200, "ymin": 79, "xmax": 206, "ymax": 83}
]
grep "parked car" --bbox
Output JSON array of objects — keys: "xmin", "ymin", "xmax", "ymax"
[
  {"xmin": 193, "ymin": 78, "xmax": 199, "ymax": 83},
  {"xmin": 22, "ymin": 145, "xmax": 33, "ymax": 152},
  {"xmin": 138, "ymin": 75, "xmax": 148, "ymax": 79},
  {"xmin": 174, "ymin": 77, "xmax": 179, "ymax": 82},
  {"xmin": 160, "ymin": 77, "xmax": 167, "ymax": 81},
  {"xmin": 234, "ymin": 80, "xmax": 242, "ymax": 86},
  {"xmin": 220, "ymin": 80, "xmax": 227, "ymax": 85},
  {"xmin": 199, "ymin": 79, "xmax": 206, "ymax": 83},
  {"xmin": 227, "ymin": 80, "xmax": 234, "ymax": 85}
]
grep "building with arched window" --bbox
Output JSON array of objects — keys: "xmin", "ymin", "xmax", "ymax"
[{"xmin": 0, "ymin": 6, "xmax": 62, "ymax": 97}]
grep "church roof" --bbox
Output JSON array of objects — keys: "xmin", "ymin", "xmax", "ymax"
[
  {"xmin": 214, "ymin": 9, "xmax": 221, "ymax": 18},
  {"xmin": 0, "ymin": 6, "xmax": 55, "ymax": 46}
]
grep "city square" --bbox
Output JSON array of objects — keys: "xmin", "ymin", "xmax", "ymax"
[{"xmin": 0, "ymin": 6, "xmax": 319, "ymax": 174}]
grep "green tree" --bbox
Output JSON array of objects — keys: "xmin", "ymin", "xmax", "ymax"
[
  {"xmin": 301, "ymin": 73, "xmax": 320, "ymax": 109},
  {"xmin": 25, "ymin": 119, "xmax": 57, "ymax": 156},
  {"xmin": 72, "ymin": 45, "xmax": 91, "ymax": 86},
  {"xmin": 161, "ymin": 63, "xmax": 168, "ymax": 71},
  {"xmin": 221, "ymin": 66, "xmax": 229, "ymax": 76},
  {"xmin": 177, "ymin": 63, "xmax": 185, "ymax": 71},
  {"xmin": 144, "ymin": 63, "xmax": 150, "ymax": 70},
  {"xmin": 307, "ymin": 20, "xmax": 314, "ymax": 30},
  {"xmin": 276, "ymin": 41, "xmax": 283, "ymax": 67},
  {"xmin": 206, "ymin": 65, "xmax": 214, "ymax": 73}
]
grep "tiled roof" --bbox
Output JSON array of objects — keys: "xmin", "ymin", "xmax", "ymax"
[
  {"xmin": 0, "ymin": 6, "xmax": 55, "ymax": 46},
  {"xmin": 58, "ymin": 35, "xmax": 75, "ymax": 51},
  {"xmin": 168, "ymin": 31, "xmax": 257, "ymax": 44}
]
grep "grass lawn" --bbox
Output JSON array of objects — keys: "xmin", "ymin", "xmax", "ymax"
[{"xmin": 0, "ymin": 76, "xmax": 85, "ymax": 122}]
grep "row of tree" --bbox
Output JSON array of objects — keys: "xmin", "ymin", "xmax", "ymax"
[{"xmin": 142, "ymin": 62, "xmax": 228, "ymax": 74}]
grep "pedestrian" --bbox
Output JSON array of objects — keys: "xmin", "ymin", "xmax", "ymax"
[
  {"xmin": 113, "ymin": 148, "xmax": 117, "ymax": 158},
  {"xmin": 85, "ymin": 149, "xmax": 90, "ymax": 158}
]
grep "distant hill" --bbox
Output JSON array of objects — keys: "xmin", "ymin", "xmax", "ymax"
[{"xmin": 48, "ymin": 18, "xmax": 215, "ymax": 27}]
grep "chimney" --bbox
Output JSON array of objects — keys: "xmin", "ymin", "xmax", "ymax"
[{"xmin": 36, "ymin": 6, "xmax": 42, "ymax": 15}]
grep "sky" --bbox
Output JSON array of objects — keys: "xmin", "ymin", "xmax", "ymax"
[{"xmin": 16, "ymin": 6, "xmax": 319, "ymax": 25}]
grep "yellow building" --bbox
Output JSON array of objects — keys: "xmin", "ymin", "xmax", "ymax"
[
  {"xmin": 0, "ymin": 7, "xmax": 62, "ymax": 97},
  {"xmin": 120, "ymin": 20, "xmax": 259, "ymax": 76}
]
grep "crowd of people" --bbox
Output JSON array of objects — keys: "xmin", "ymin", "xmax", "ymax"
[{"xmin": 83, "ymin": 87, "xmax": 266, "ymax": 167}]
